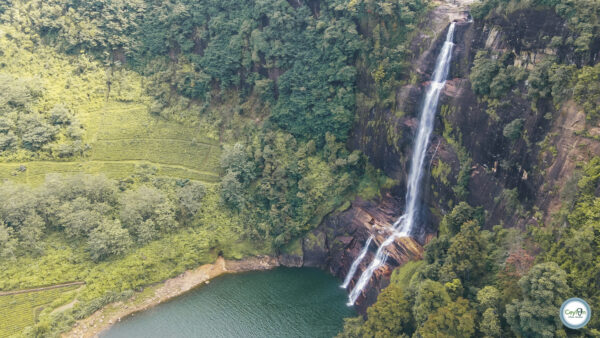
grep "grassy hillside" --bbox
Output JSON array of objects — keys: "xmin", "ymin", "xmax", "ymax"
[
  {"xmin": 0, "ymin": 285, "xmax": 80, "ymax": 337},
  {"xmin": 0, "ymin": 24, "xmax": 221, "ymax": 185},
  {"xmin": 0, "ymin": 101, "xmax": 221, "ymax": 185}
]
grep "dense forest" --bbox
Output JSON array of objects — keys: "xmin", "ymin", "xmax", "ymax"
[{"xmin": 0, "ymin": 0, "xmax": 599, "ymax": 336}]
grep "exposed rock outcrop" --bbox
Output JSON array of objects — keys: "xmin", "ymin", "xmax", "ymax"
[{"xmin": 303, "ymin": 195, "xmax": 425, "ymax": 313}]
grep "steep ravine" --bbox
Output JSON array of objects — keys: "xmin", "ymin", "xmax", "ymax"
[
  {"xmin": 296, "ymin": 0, "xmax": 600, "ymax": 315},
  {"xmin": 279, "ymin": 3, "xmax": 476, "ymax": 313}
]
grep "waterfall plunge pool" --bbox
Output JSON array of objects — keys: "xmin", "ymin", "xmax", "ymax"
[{"xmin": 101, "ymin": 267, "xmax": 355, "ymax": 338}]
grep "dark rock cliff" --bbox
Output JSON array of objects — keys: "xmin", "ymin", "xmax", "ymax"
[{"xmin": 438, "ymin": 7, "xmax": 600, "ymax": 229}]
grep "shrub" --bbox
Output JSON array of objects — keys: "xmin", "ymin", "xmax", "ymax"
[
  {"xmin": 470, "ymin": 52, "xmax": 499, "ymax": 96},
  {"xmin": 503, "ymin": 118, "xmax": 524, "ymax": 141},
  {"xmin": 574, "ymin": 63, "xmax": 600, "ymax": 119}
]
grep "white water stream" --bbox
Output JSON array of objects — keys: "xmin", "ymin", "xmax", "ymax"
[{"xmin": 341, "ymin": 236, "xmax": 373, "ymax": 289}]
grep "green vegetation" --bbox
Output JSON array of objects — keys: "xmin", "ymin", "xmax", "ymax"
[
  {"xmin": 3, "ymin": 0, "xmax": 596, "ymax": 336},
  {"xmin": 0, "ymin": 286, "xmax": 80, "ymax": 337},
  {"xmin": 417, "ymin": 297, "xmax": 476, "ymax": 338},
  {"xmin": 440, "ymin": 107, "xmax": 473, "ymax": 201},
  {"xmin": 430, "ymin": 159, "xmax": 451, "ymax": 185},
  {"xmin": 220, "ymin": 132, "xmax": 364, "ymax": 246},
  {"xmin": 505, "ymin": 262, "xmax": 570, "ymax": 337},
  {"xmin": 439, "ymin": 202, "xmax": 483, "ymax": 236},
  {"xmin": 0, "ymin": 174, "xmax": 185, "ymax": 258},
  {"xmin": 539, "ymin": 157, "xmax": 600, "ymax": 330},
  {"xmin": 470, "ymin": 51, "xmax": 523, "ymax": 99},
  {"xmin": 573, "ymin": 63, "xmax": 600, "ymax": 119},
  {"xmin": 0, "ymin": 18, "xmax": 221, "ymax": 184},
  {"xmin": 471, "ymin": 0, "xmax": 600, "ymax": 119},
  {"xmin": 0, "ymin": 172, "xmax": 265, "ymax": 336},
  {"xmin": 340, "ymin": 0, "xmax": 600, "ymax": 336},
  {"xmin": 502, "ymin": 118, "xmax": 524, "ymax": 141},
  {"xmin": 0, "ymin": 74, "xmax": 85, "ymax": 160},
  {"xmin": 362, "ymin": 284, "xmax": 414, "ymax": 337}
]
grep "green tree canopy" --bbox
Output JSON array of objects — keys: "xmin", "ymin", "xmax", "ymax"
[
  {"xmin": 417, "ymin": 297, "xmax": 476, "ymax": 338},
  {"xmin": 440, "ymin": 220, "xmax": 489, "ymax": 285},
  {"xmin": 87, "ymin": 219, "xmax": 132, "ymax": 262},
  {"xmin": 505, "ymin": 262, "xmax": 570, "ymax": 338},
  {"xmin": 439, "ymin": 202, "xmax": 483, "ymax": 236},
  {"xmin": 413, "ymin": 279, "xmax": 451, "ymax": 325},
  {"xmin": 120, "ymin": 185, "xmax": 177, "ymax": 243},
  {"xmin": 362, "ymin": 284, "xmax": 414, "ymax": 337}
]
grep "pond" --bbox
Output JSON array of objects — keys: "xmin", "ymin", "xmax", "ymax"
[{"xmin": 102, "ymin": 267, "xmax": 355, "ymax": 338}]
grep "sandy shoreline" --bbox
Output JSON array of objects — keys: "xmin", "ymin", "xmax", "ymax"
[{"xmin": 63, "ymin": 255, "xmax": 281, "ymax": 338}]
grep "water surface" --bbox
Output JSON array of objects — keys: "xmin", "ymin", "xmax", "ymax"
[{"xmin": 103, "ymin": 267, "xmax": 355, "ymax": 338}]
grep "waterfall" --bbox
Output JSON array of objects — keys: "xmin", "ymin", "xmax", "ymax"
[
  {"xmin": 345, "ymin": 22, "xmax": 456, "ymax": 306},
  {"xmin": 341, "ymin": 236, "xmax": 373, "ymax": 289}
]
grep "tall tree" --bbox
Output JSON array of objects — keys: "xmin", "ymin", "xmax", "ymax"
[
  {"xmin": 362, "ymin": 284, "xmax": 414, "ymax": 337},
  {"xmin": 87, "ymin": 219, "xmax": 132, "ymax": 261},
  {"xmin": 417, "ymin": 297, "xmax": 476, "ymax": 338},
  {"xmin": 413, "ymin": 279, "xmax": 450, "ymax": 325},
  {"xmin": 505, "ymin": 262, "xmax": 570, "ymax": 338},
  {"xmin": 439, "ymin": 220, "xmax": 488, "ymax": 284}
]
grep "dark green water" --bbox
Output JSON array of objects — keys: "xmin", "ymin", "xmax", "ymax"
[{"xmin": 102, "ymin": 268, "xmax": 355, "ymax": 338}]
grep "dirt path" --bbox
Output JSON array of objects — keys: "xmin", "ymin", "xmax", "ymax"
[
  {"xmin": 63, "ymin": 256, "xmax": 280, "ymax": 338},
  {"xmin": 52, "ymin": 299, "xmax": 80, "ymax": 315},
  {"xmin": 0, "ymin": 160, "xmax": 219, "ymax": 178},
  {"xmin": 0, "ymin": 281, "xmax": 85, "ymax": 296}
]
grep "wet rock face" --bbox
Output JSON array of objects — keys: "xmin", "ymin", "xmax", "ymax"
[
  {"xmin": 278, "ymin": 253, "xmax": 303, "ymax": 268},
  {"xmin": 308, "ymin": 1, "xmax": 598, "ymax": 319},
  {"xmin": 434, "ymin": 8, "xmax": 571, "ymax": 227},
  {"xmin": 347, "ymin": 14, "xmax": 472, "ymax": 184},
  {"xmin": 317, "ymin": 0, "xmax": 592, "ymax": 318},
  {"xmin": 302, "ymin": 196, "xmax": 424, "ymax": 314},
  {"xmin": 302, "ymin": 231, "xmax": 328, "ymax": 268},
  {"xmin": 486, "ymin": 9, "xmax": 565, "ymax": 54},
  {"xmin": 348, "ymin": 17, "xmax": 475, "ymax": 216},
  {"xmin": 427, "ymin": 7, "xmax": 600, "ymax": 230}
]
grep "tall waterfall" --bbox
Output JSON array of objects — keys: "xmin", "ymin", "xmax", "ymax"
[{"xmin": 345, "ymin": 22, "xmax": 456, "ymax": 306}]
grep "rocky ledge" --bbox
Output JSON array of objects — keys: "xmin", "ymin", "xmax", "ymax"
[{"xmin": 283, "ymin": 195, "xmax": 427, "ymax": 314}]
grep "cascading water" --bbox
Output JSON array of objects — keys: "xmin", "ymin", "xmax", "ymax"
[
  {"xmin": 345, "ymin": 22, "xmax": 457, "ymax": 306},
  {"xmin": 341, "ymin": 236, "xmax": 373, "ymax": 289}
]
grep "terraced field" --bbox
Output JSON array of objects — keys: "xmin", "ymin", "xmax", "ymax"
[
  {"xmin": 0, "ymin": 102, "xmax": 222, "ymax": 185},
  {"xmin": 0, "ymin": 285, "xmax": 80, "ymax": 337}
]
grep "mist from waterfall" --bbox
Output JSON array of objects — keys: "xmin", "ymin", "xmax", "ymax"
[{"xmin": 345, "ymin": 22, "xmax": 457, "ymax": 306}]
